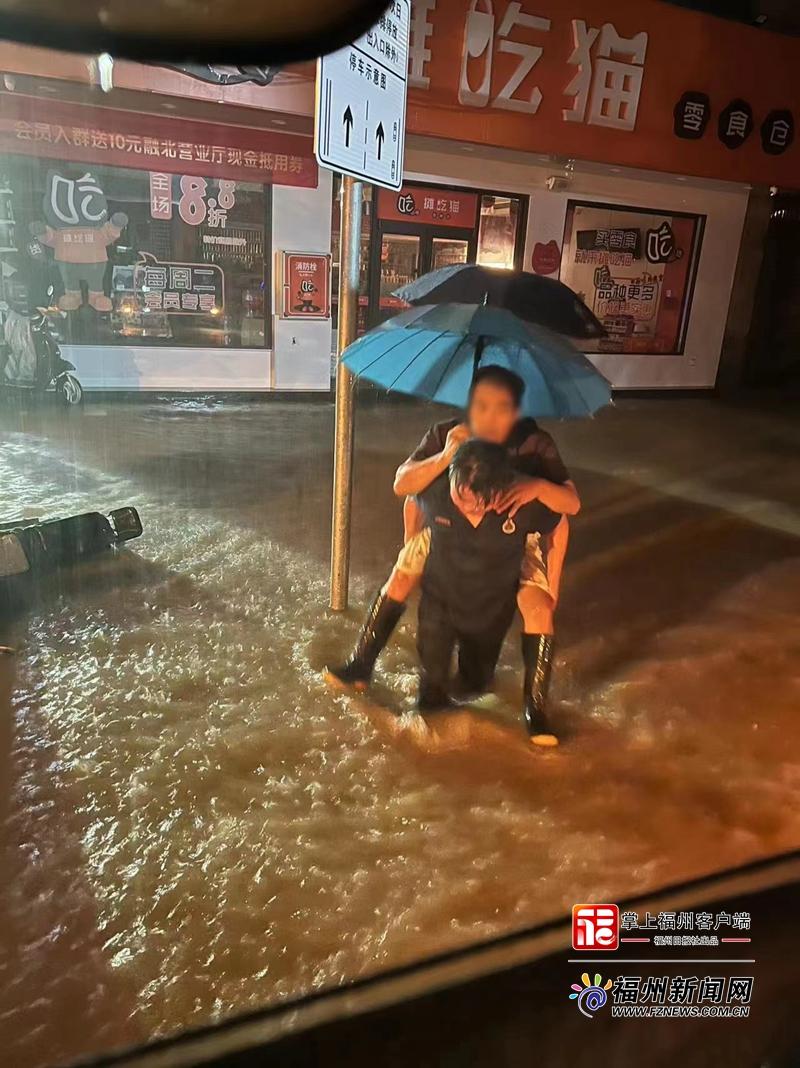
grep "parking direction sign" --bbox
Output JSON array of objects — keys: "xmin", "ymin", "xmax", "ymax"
[{"xmin": 315, "ymin": 0, "xmax": 410, "ymax": 190}]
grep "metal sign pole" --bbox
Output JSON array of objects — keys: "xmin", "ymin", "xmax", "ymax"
[{"xmin": 329, "ymin": 175, "xmax": 363, "ymax": 611}]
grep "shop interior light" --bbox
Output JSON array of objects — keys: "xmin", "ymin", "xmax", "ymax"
[{"xmin": 0, "ymin": 0, "xmax": 394, "ymax": 64}]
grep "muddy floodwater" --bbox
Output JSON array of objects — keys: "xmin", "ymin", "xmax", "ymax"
[{"xmin": 1, "ymin": 393, "xmax": 799, "ymax": 1067}]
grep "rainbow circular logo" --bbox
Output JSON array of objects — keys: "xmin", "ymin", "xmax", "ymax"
[{"xmin": 569, "ymin": 972, "xmax": 613, "ymax": 1018}]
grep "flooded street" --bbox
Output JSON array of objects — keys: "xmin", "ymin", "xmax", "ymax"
[{"xmin": 1, "ymin": 393, "xmax": 799, "ymax": 1068}]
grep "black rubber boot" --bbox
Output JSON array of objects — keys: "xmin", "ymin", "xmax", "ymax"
[
  {"xmin": 325, "ymin": 589, "xmax": 405, "ymax": 690},
  {"xmin": 416, "ymin": 678, "xmax": 456, "ymax": 712},
  {"xmin": 522, "ymin": 633, "xmax": 558, "ymax": 746}
]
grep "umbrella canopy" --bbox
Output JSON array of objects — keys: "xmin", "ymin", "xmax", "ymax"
[
  {"xmin": 342, "ymin": 303, "xmax": 611, "ymax": 419},
  {"xmin": 393, "ymin": 264, "xmax": 605, "ymax": 340}
]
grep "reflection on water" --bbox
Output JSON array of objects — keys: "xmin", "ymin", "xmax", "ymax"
[{"xmin": 0, "ymin": 397, "xmax": 798, "ymax": 1067}]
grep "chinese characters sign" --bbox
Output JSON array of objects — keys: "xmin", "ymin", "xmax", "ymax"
[
  {"xmin": 315, "ymin": 0, "xmax": 410, "ymax": 188},
  {"xmin": 576, "ymin": 227, "xmax": 640, "ymax": 258},
  {"xmin": 281, "ymin": 252, "xmax": 331, "ymax": 319},
  {"xmin": 718, "ymin": 98, "xmax": 754, "ymax": 151},
  {"xmin": 149, "ymin": 172, "xmax": 172, "ymax": 220},
  {"xmin": 621, "ymin": 906, "xmax": 751, "ymax": 947},
  {"xmin": 673, "ymin": 91, "xmax": 711, "ymax": 141},
  {"xmin": 645, "ymin": 221, "xmax": 679, "ymax": 264},
  {"xmin": 377, "ymin": 184, "xmax": 478, "ymax": 227},
  {"xmin": 761, "ymin": 109, "xmax": 794, "ymax": 156},
  {"xmin": 674, "ymin": 94, "xmax": 795, "ymax": 157},
  {"xmin": 562, "ymin": 20, "xmax": 647, "ymax": 131},
  {"xmin": 177, "ymin": 177, "xmax": 236, "ymax": 228},
  {"xmin": 149, "ymin": 173, "xmax": 240, "ymax": 228},
  {"xmin": 593, "ymin": 266, "xmax": 660, "ymax": 324},
  {"xmin": 0, "ymin": 94, "xmax": 317, "ymax": 187},
  {"xmin": 455, "ymin": 2, "xmax": 647, "ymax": 129},
  {"xmin": 607, "ymin": 974, "xmax": 753, "ymax": 1018},
  {"xmin": 405, "ymin": 0, "xmax": 800, "ymax": 188},
  {"xmin": 414, "ymin": 0, "xmax": 651, "ymax": 127},
  {"xmin": 133, "ymin": 254, "xmax": 224, "ymax": 315},
  {"xmin": 568, "ymin": 904, "xmax": 755, "ymax": 1020}
]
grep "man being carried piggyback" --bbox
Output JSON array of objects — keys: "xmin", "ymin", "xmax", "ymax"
[{"xmin": 326, "ymin": 366, "xmax": 580, "ymax": 746}]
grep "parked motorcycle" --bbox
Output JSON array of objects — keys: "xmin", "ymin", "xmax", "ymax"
[
  {"xmin": 0, "ymin": 507, "xmax": 143, "ymax": 580},
  {"xmin": 1, "ymin": 287, "xmax": 83, "ymax": 406}
]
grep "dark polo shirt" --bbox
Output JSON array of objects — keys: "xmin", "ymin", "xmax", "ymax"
[{"xmin": 418, "ymin": 474, "xmax": 560, "ymax": 636}]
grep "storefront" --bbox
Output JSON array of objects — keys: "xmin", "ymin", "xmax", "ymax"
[
  {"xmin": 371, "ymin": 182, "xmax": 525, "ymax": 321},
  {"xmin": 1, "ymin": 0, "xmax": 799, "ymax": 392},
  {"xmin": 398, "ymin": 138, "xmax": 752, "ymax": 389},
  {"xmin": 395, "ymin": 0, "xmax": 799, "ymax": 389},
  {"xmin": 0, "ymin": 85, "xmax": 332, "ymax": 391}
]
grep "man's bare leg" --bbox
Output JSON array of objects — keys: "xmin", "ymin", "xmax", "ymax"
[
  {"xmin": 543, "ymin": 515, "xmax": 569, "ymax": 606},
  {"xmin": 403, "ymin": 495, "xmax": 425, "ymax": 542},
  {"xmin": 385, "ymin": 496, "xmax": 426, "ymax": 603},
  {"xmin": 383, "ymin": 566, "xmax": 419, "ymax": 603}
]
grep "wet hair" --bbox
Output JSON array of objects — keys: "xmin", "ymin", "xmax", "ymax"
[
  {"xmin": 449, "ymin": 439, "xmax": 515, "ymax": 507},
  {"xmin": 469, "ymin": 365, "xmax": 525, "ymax": 408}
]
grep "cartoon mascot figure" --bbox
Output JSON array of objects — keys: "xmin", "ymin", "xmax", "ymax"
[
  {"xmin": 295, "ymin": 277, "xmax": 320, "ymax": 314},
  {"xmin": 30, "ymin": 170, "xmax": 128, "ymax": 312}
]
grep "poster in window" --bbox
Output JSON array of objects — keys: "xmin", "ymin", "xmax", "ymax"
[
  {"xmin": 4, "ymin": 155, "xmax": 271, "ymax": 350},
  {"xmin": 560, "ymin": 201, "xmax": 704, "ymax": 355}
]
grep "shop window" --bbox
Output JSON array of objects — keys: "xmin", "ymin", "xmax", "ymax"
[
  {"xmin": 1, "ymin": 156, "xmax": 271, "ymax": 349},
  {"xmin": 476, "ymin": 194, "xmax": 522, "ymax": 270},
  {"xmin": 560, "ymin": 200, "xmax": 705, "ymax": 355}
]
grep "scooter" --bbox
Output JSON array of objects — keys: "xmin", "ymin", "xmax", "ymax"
[
  {"xmin": 1, "ymin": 287, "xmax": 83, "ymax": 407},
  {"xmin": 0, "ymin": 507, "xmax": 143, "ymax": 580},
  {"xmin": 31, "ymin": 301, "xmax": 83, "ymax": 406}
]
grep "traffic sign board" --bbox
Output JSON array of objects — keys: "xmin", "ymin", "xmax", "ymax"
[{"xmin": 314, "ymin": 0, "xmax": 410, "ymax": 190}]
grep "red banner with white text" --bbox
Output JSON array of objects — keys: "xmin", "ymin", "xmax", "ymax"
[{"xmin": 0, "ymin": 94, "xmax": 318, "ymax": 187}]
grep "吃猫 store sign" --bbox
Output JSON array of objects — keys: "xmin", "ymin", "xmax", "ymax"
[
  {"xmin": 0, "ymin": 93, "xmax": 318, "ymax": 187},
  {"xmin": 405, "ymin": 0, "xmax": 800, "ymax": 188},
  {"xmin": 377, "ymin": 184, "xmax": 479, "ymax": 226}
]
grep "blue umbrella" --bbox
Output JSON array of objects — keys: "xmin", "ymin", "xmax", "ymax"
[{"xmin": 342, "ymin": 303, "xmax": 611, "ymax": 419}]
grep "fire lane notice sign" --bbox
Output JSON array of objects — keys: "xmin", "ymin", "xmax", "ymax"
[{"xmin": 314, "ymin": 0, "xmax": 410, "ymax": 190}]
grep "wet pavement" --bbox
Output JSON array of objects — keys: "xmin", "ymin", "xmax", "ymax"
[{"xmin": 0, "ymin": 391, "xmax": 798, "ymax": 1067}]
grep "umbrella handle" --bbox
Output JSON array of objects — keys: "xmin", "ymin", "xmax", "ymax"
[
  {"xmin": 472, "ymin": 335, "xmax": 485, "ymax": 377},
  {"xmin": 472, "ymin": 291, "xmax": 489, "ymax": 377}
]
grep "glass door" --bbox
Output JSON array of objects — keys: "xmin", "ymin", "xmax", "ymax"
[
  {"xmin": 431, "ymin": 237, "xmax": 470, "ymax": 271},
  {"xmin": 368, "ymin": 218, "xmax": 477, "ymax": 329},
  {"xmin": 378, "ymin": 233, "xmax": 421, "ymax": 324}
]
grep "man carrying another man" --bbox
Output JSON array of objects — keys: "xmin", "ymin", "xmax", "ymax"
[{"xmin": 326, "ymin": 366, "xmax": 580, "ymax": 745}]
